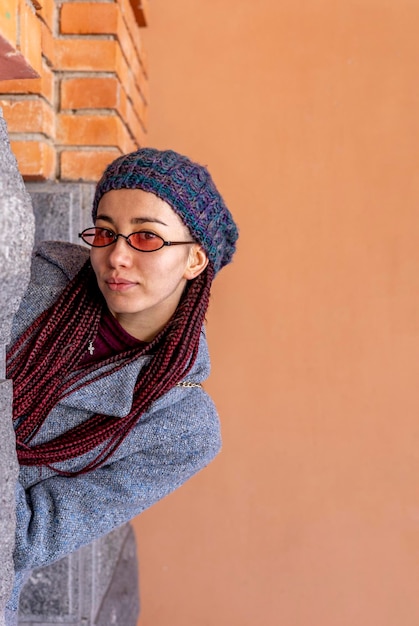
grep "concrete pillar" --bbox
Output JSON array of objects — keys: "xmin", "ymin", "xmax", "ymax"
[
  {"xmin": 25, "ymin": 182, "xmax": 94, "ymax": 247},
  {"xmin": 18, "ymin": 524, "xmax": 140, "ymax": 626},
  {"xmin": 0, "ymin": 110, "xmax": 34, "ymax": 625}
]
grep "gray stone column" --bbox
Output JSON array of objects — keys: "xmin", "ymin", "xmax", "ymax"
[
  {"xmin": 18, "ymin": 523, "xmax": 140, "ymax": 626},
  {"xmin": 0, "ymin": 110, "xmax": 35, "ymax": 625},
  {"xmin": 25, "ymin": 182, "xmax": 94, "ymax": 247}
]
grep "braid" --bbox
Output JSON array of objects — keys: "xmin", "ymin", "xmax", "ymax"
[
  {"xmin": 8, "ymin": 261, "xmax": 103, "ymax": 443},
  {"xmin": 7, "ymin": 262, "xmax": 214, "ymax": 475}
]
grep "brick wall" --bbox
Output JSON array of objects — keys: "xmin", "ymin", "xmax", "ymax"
[{"xmin": 0, "ymin": 0, "xmax": 149, "ymax": 181}]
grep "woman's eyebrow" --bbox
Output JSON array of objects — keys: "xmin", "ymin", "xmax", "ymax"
[
  {"xmin": 96, "ymin": 213, "xmax": 168, "ymax": 226},
  {"xmin": 132, "ymin": 216, "xmax": 168, "ymax": 226}
]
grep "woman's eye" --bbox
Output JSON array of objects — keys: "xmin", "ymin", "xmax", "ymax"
[{"xmin": 137, "ymin": 231, "xmax": 158, "ymax": 239}]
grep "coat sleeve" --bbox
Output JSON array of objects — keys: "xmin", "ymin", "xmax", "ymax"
[{"xmin": 12, "ymin": 394, "xmax": 221, "ymax": 574}]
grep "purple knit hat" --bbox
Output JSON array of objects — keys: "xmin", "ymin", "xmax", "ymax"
[{"xmin": 92, "ymin": 148, "xmax": 238, "ymax": 275}]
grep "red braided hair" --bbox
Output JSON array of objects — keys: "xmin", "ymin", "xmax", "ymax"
[{"xmin": 6, "ymin": 259, "xmax": 214, "ymax": 475}]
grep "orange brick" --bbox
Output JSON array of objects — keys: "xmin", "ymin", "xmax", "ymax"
[
  {"xmin": 121, "ymin": 96, "xmax": 146, "ymax": 145},
  {"xmin": 139, "ymin": 41, "xmax": 148, "ymax": 77},
  {"xmin": 115, "ymin": 46, "xmax": 139, "ymax": 108},
  {"xmin": 1, "ymin": 97, "xmax": 55, "ymax": 137},
  {"xmin": 117, "ymin": 0, "xmax": 148, "ymax": 76},
  {"xmin": 19, "ymin": 0, "xmax": 42, "ymax": 75},
  {"xmin": 0, "ymin": 59, "xmax": 53, "ymax": 100},
  {"xmin": 0, "ymin": 0, "xmax": 18, "ymax": 46},
  {"xmin": 40, "ymin": 19, "xmax": 54, "ymax": 67},
  {"xmin": 36, "ymin": 0, "xmax": 55, "ymax": 31},
  {"xmin": 118, "ymin": 0, "xmax": 148, "ymax": 74},
  {"xmin": 116, "ymin": 82, "xmax": 127, "ymax": 114},
  {"xmin": 135, "ymin": 57, "xmax": 148, "ymax": 101},
  {"xmin": 115, "ymin": 0, "xmax": 149, "ymax": 32},
  {"xmin": 115, "ymin": 14, "xmax": 144, "ymax": 88},
  {"xmin": 61, "ymin": 76, "xmax": 120, "ymax": 110},
  {"xmin": 40, "ymin": 60, "xmax": 54, "ymax": 102},
  {"xmin": 60, "ymin": 72, "xmax": 147, "ymax": 140},
  {"xmin": 117, "ymin": 0, "xmax": 140, "ymax": 48},
  {"xmin": 111, "ymin": 82, "xmax": 145, "ymax": 142},
  {"xmin": 119, "ymin": 123, "xmax": 137, "ymax": 153},
  {"xmin": 58, "ymin": 112, "xmax": 119, "ymax": 146},
  {"xmin": 60, "ymin": 2, "xmax": 119, "ymax": 35},
  {"xmin": 54, "ymin": 39, "xmax": 117, "ymax": 71},
  {"xmin": 113, "ymin": 49, "xmax": 147, "ymax": 128},
  {"xmin": 60, "ymin": 148, "xmax": 121, "ymax": 181},
  {"xmin": 116, "ymin": 87, "xmax": 132, "ymax": 134},
  {"xmin": 61, "ymin": 2, "xmax": 147, "ymax": 86},
  {"xmin": 118, "ymin": 82, "xmax": 145, "ymax": 136},
  {"xmin": 138, "ymin": 102, "xmax": 147, "ymax": 134},
  {"xmin": 0, "ymin": 75, "xmax": 37, "ymax": 93},
  {"xmin": 129, "ymin": 77, "xmax": 147, "ymax": 124},
  {"xmin": 117, "ymin": 45, "xmax": 147, "ymax": 105},
  {"xmin": 11, "ymin": 138, "xmax": 56, "ymax": 180},
  {"xmin": 134, "ymin": 96, "xmax": 147, "ymax": 134},
  {"xmin": 57, "ymin": 112, "xmax": 136, "ymax": 153},
  {"xmin": 0, "ymin": 60, "xmax": 53, "ymax": 101},
  {"xmin": 127, "ymin": 0, "xmax": 148, "ymax": 27}
]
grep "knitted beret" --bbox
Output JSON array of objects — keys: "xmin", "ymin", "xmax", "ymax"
[{"xmin": 92, "ymin": 147, "xmax": 238, "ymax": 275}]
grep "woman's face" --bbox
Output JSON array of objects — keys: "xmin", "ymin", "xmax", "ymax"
[{"xmin": 90, "ymin": 188, "xmax": 208, "ymax": 341}]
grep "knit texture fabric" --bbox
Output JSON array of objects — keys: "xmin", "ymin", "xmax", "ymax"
[{"xmin": 92, "ymin": 148, "xmax": 238, "ymax": 274}]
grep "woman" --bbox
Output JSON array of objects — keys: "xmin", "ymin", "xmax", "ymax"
[{"xmin": 5, "ymin": 148, "xmax": 238, "ymax": 622}]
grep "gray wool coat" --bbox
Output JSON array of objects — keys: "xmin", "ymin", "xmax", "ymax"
[{"xmin": 6, "ymin": 241, "xmax": 221, "ymax": 614}]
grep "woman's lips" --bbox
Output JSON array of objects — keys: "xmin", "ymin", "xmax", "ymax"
[{"xmin": 106, "ymin": 279, "xmax": 137, "ymax": 292}]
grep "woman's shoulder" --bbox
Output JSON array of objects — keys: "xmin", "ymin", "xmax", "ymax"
[{"xmin": 8, "ymin": 242, "xmax": 90, "ymax": 345}]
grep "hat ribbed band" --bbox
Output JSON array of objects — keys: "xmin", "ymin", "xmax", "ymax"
[{"xmin": 92, "ymin": 148, "xmax": 238, "ymax": 275}]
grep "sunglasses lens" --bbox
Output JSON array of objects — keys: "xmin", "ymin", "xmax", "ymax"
[
  {"xmin": 79, "ymin": 229, "xmax": 166, "ymax": 251},
  {"xmin": 129, "ymin": 232, "xmax": 164, "ymax": 251},
  {"xmin": 82, "ymin": 228, "xmax": 115, "ymax": 246}
]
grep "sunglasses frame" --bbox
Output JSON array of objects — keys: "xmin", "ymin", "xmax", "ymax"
[{"xmin": 78, "ymin": 227, "xmax": 195, "ymax": 253}]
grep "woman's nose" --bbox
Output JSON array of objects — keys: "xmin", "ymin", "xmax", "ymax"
[{"xmin": 106, "ymin": 236, "xmax": 134, "ymax": 266}]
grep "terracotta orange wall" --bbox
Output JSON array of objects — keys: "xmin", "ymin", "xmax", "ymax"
[{"xmin": 133, "ymin": 2, "xmax": 419, "ymax": 624}]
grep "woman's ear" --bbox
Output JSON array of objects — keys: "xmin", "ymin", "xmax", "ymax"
[{"xmin": 183, "ymin": 244, "xmax": 209, "ymax": 280}]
